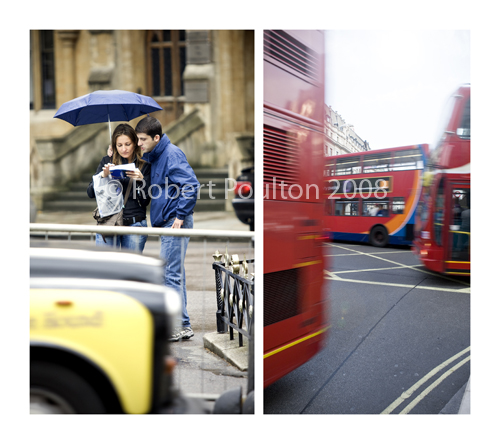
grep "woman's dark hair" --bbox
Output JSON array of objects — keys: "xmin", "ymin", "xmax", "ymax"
[
  {"xmin": 135, "ymin": 116, "xmax": 162, "ymax": 139},
  {"xmin": 110, "ymin": 123, "xmax": 145, "ymax": 170}
]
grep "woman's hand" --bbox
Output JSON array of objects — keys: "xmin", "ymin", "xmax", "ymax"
[
  {"xmin": 126, "ymin": 168, "xmax": 144, "ymax": 181},
  {"xmin": 102, "ymin": 163, "xmax": 114, "ymax": 178},
  {"xmin": 107, "ymin": 145, "xmax": 113, "ymax": 157}
]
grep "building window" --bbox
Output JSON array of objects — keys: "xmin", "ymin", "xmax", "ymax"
[
  {"xmin": 147, "ymin": 30, "xmax": 187, "ymax": 99},
  {"xmin": 40, "ymin": 30, "xmax": 56, "ymax": 109}
]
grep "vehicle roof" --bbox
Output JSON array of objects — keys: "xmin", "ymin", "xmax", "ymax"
[{"xmin": 30, "ymin": 246, "xmax": 164, "ymax": 285}]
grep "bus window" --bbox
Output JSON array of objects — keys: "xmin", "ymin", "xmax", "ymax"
[
  {"xmin": 362, "ymin": 152, "xmax": 391, "ymax": 173},
  {"xmin": 392, "ymin": 197, "xmax": 405, "ymax": 214},
  {"xmin": 335, "ymin": 156, "xmax": 361, "ymax": 175},
  {"xmin": 324, "ymin": 161, "xmax": 335, "ymax": 177},
  {"xmin": 457, "ymin": 96, "xmax": 470, "ymax": 139},
  {"xmin": 450, "ymin": 187, "xmax": 470, "ymax": 260},
  {"xmin": 363, "ymin": 199, "xmax": 389, "ymax": 217},
  {"xmin": 431, "ymin": 95, "xmax": 456, "ymax": 160},
  {"xmin": 335, "ymin": 199, "xmax": 359, "ymax": 216},
  {"xmin": 391, "ymin": 148, "xmax": 423, "ymax": 171},
  {"xmin": 434, "ymin": 179, "xmax": 445, "ymax": 246}
]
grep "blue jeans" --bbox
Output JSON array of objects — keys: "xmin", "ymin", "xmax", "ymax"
[
  {"xmin": 160, "ymin": 214, "xmax": 193, "ymax": 328},
  {"xmin": 96, "ymin": 219, "xmax": 148, "ymax": 253}
]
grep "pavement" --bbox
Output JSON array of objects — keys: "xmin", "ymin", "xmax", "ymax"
[
  {"xmin": 459, "ymin": 379, "xmax": 470, "ymax": 414},
  {"xmin": 31, "ymin": 209, "xmax": 253, "ymax": 387},
  {"xmin": 440, "ymin": 377, "xmax": 470, "ymax": 414}
]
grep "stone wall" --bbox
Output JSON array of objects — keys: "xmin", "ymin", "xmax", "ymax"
[{"xmin": 31, "ymin": 123, "xmax": 110, "ymax": 209}]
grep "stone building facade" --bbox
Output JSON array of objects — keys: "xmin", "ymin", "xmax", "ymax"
[
  {"xmin": 30, "ymin": 30, "xmax": 254, "ymax": 209},
  {"xmin": 324, "ymin": 104, "xmax": 370, "ymax": 156}
]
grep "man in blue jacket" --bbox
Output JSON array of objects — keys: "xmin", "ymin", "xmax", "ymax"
[{"xmin": 136, "ymin": 116, "xmax": 199, "ymax": 341}]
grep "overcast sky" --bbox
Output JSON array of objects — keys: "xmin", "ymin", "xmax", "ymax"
[{"xmin": 325, "ymin": 30, "xmax": 470, "ymax": 150}]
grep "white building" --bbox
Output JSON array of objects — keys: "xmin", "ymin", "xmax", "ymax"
[{"xmin": 324, "ymin": 105, "xmax": 370, "ymax": 156}]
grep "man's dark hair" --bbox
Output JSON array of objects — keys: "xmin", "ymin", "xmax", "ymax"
[{"xmin": 135, "ymin": 116, "xmax": 163, "ymax": 139}]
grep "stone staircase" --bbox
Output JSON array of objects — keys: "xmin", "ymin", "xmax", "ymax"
[
  {"xmin": 43, "ymin": 174, "xmax": 96, "ymax": 212},
  {"xmin": 194, "ymin": 168, "xmax": 228, "ymax": 212},
  {"xmin": 42, "ymin": 168, "xmax": 229, "ymax": 213}
]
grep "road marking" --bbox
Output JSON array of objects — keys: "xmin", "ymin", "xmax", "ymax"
[
  {"xmin": 324, "ymin": 270, "xmax": 471, "ymax": 294},
  {"xmin": 324, "ymin": 245, "xmax": 414, "ymax": 256},
  {"xmin": 400, "ymin": 356, "xmax": 470, "ymax": 414},
  {"xmin": 329, "ymin": 244, "xmax": 470, "ymax": 287},
  {"xmin": 381, "ymin": 346, "xmax": 470, "ymax": 414},
  {"xmin": 332, "ymin": 265, "xmax": 420, "ymax": 274}
]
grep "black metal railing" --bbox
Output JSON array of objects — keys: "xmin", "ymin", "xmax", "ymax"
[{"xmin": 212, "ymin": 249, "xmax": 254, "ymax": 347}]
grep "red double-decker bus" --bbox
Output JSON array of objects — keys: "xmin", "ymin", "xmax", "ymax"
[
  {"xmin": 324, "ymin": 144, "xmax": 429, "ymax": 247},
  {"xmin": 412, "ymin": 84, "xmax": 470, "ymax": 275},
  {"xmin": 263, "ymin": 30, "xmax": 329, "ymax": 388}
]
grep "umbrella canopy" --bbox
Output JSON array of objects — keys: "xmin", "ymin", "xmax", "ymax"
[
  {"xmin": 54, "ymin": 90, "xmax": 162, "ymax": 142},
  {"xmin": 54, "ymin": 90, "xmax": 162, "ymax": 126}
]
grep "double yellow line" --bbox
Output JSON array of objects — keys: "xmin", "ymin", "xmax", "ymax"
[{"xmin": 381, "ymin": 346, "xmax": 470, "ymax": 414}]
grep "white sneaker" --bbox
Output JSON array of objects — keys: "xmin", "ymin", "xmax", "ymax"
[{"xmin": 169, "ymin": 327, "xmax": 194, "ymax": 342}]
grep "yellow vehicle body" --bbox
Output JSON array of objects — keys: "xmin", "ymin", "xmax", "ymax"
[{"xmin": 30, "ymin": 288, "xmax": 154, "ymax": 414}]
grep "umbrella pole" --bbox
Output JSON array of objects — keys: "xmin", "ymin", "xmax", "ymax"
[{"xmin": 108, "ymin": 112, "xmax": 112, "ymax": 144}]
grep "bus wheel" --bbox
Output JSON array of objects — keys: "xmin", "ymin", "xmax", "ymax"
[
  {"xmin": 370, "ymin": 225, "xmax": 388, "ymax": 247},
  {"xmin": 30, "ymin": 362, "xmax": 106, "ymax": 414}
]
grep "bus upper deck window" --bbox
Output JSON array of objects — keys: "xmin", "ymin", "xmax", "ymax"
[
  {"xmin": 336, "ymin": 156, "xmax": 361, "ymax": 175},
  {"xmin": 392, "ymin": 149, "xmax": 422, "ymax": 171},
  {"xmin": 457, "ymin": 97, "xmax": 470, "ymax": 139}
]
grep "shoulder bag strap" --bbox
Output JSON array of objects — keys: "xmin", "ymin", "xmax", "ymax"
[{"xmin": 123, "ymin": 179, "xmax": 133, "ymax": 207}]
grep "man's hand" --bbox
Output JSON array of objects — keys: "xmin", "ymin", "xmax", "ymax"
[
  {"xmin": 171, "ymin": 218, "xmax": 184, "ymax": 229},
  {"xmin": 126, "ymin": 168, "xmax": 144, "ymax": 181}
]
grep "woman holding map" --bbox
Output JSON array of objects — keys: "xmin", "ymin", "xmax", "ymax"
[{"xmin": 87, "ymin": 123, "xmax": 151, "ymax": 252}]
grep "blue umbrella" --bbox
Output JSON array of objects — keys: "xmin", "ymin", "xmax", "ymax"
[{"xmin": 54, "ymin": 89, "xmax": 162, "ymax": 141}]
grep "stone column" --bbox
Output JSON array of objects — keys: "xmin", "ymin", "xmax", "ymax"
[
  {"xmin": 183, "ymin": 30, "xmax": 214, "ymax": 165},
  {"xmin": 55, "ymin": 30, "xmax": 80, "ymax": 107},
  {"xmin": 88, "ymin": 30, "xmax": 115, "ymax": 92}
]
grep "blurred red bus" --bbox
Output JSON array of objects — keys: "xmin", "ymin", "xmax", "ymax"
[
  {"xmin": 263, "ymin": 30, "xmax": 329, "ymax": 388},
  {"xmin": 324, "ymin": 144, "xmax": 429, "ymax": 247},
  {"xmin": 412, "ymin": 84, "xmax": 470, "ymax": 275}
]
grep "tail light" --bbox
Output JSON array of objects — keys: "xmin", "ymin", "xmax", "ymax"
[{"xmin": 235, "ymin": 181, "xmax": 253, "ymax": 198}]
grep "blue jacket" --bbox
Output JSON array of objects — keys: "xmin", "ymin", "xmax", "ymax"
[{"xmin": 143, "ymin": 134, "xmax": 199, "ymax": 227}]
